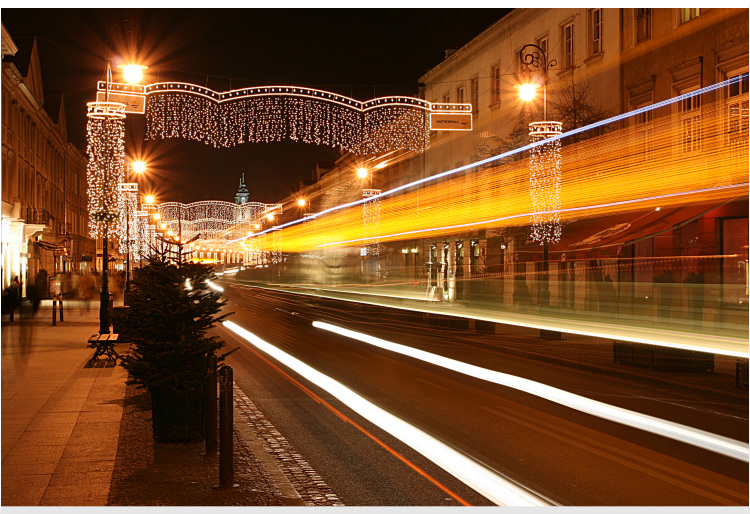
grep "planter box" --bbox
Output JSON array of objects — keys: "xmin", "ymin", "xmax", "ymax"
[{"xmin": 150, "ymin": 388, "xmax": 206, "ymax": 443}]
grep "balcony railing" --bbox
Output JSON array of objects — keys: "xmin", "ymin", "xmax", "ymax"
[{"xmin": 25, "ymin": 207, "xmax": 50, "ymax": 226}]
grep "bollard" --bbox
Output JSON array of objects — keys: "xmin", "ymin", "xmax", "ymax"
[
  {"xmin": 52, "ymin": 295, "xmax": 57, "ymax": 326},
  {"xmin": 205, "ymin": 353, "xmax": 218, "ymax": 455},
  {"xmin": 59, "ymin": 295, "xmax": 64, "ymax": 322},
  {"xmin": 219, "ymin": 365, "xmax": 234, "ymax": 488}
]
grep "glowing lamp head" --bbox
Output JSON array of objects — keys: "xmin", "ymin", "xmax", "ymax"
[
  {"xmin": 254, "ymin": 224, "xmax": 261, "ymax": 229},
  {"xmin": 266, "ymin": 213, "xmax": 275, "ymax": 221},
  {"xmin": 167, "ymin": 230, "xmax": 173, "ymax": 236},
  {"xmin": 518, "ymin": 83, "xmax": 538, "ymax": 101},
  {"xmin": 357, "ymin": 167, "xmax": 368, "ymax": 179},
  {"xmin": 132, "ymin": 161, "xmax": 147, "ymax": 174},
  {"xmin": 297, "ymin": 198, "xmax": 306, "ymax": 207},
  {"xmin": 153, "ymin": 213, "xmax": 161, "ymax": 221},
  {"xmin": 119, "ymin": 64, "xmax": 147, "ymax": 84},
  {"xmin": 144, "ymin": 195, "xmax": 155, "ymax": 204}
]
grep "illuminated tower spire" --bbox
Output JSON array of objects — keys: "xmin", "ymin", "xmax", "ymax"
[{"xmin": 235, "ymin": 173, "xmax": 249, "ymax": 204}]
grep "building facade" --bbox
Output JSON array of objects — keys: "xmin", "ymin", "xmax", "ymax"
[
  {"xmin": 2, "ymin": 25, "xmax": 95, "ymax": 298},
  {"xmin": 282, "ymin": 8, "xmax": 747, "ymax": 334}
]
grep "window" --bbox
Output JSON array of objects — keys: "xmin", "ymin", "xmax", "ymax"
[
  {"xmin": 632, "ymin": 97, "xmax": 654, "ymax": 161},
  {"xmin": 470, "ymin": 78, "xmax": 479, "ymax": 115},
  {"xmin": 679, "ymin": 90, "xmax": 701, "ymax": 153},
  {"xmin": 590, "ymin": 9, "xmax": 603, "ymax": 55},
  {"xmin": 456, "ymin": 85, "xmax": 465, "ymax": 104},
  {"xmin": 563, "ymin": 22, "xmax": 574, "ymax": 69},
  {"xmin": 537, "ymin": 37, "xmax": 548, "ymax": 57},
  {"xmin": 726, "ymin": 72, "xmax": 749, "ymax": 149},
  {"xmin": 442, "ymin": 93, "xmax": 450, "ymax": 104},
  {"xmin": 680, "ymin": 8, "xmax": 700, "ymax": 23},
  {"xmin": 636, "ymin": 8, "xmax": 652, "ymax": 43},
  {"xmin": 490, "ymin": 63, "xmax": 502, "ymax": 105}
]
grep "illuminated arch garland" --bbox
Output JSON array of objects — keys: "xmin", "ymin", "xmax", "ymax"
[
  {"xmin": 157, "ymin": 200, "xmax": 282, "ymax": 248},
  {"xmin": 99, "ymin": 81, "xmax": 471, "ymax": 154}
]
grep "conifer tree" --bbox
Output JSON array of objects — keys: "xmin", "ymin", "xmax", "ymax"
[{"xmin": 121, "ymin": 260, "xmax": 232, "ymax": 392}]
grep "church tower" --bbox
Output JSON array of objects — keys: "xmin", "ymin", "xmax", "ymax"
[{"xmin": 235, "ymin": 173, "xmax": 249, "ymax": 204}]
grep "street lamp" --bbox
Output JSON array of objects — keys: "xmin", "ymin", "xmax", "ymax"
[
  {"xmin": 517, "ymin": 43, "xmax": 556, "ymax": 121},
  {"xmin": 118, "ymin": 63, "xmax": 148, "ymax": 85},
  {"xmin": 517, "ymin": 43, "xmax": 563, "ymax": 309}
]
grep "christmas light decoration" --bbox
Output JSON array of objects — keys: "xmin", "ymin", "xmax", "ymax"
[
  {"xmin": 362, "ymin": 189, "xmax": 381, "ymax": 256},
  {"xmin": 86, "ymin": 101, "xmax": 126, "ymax": 238},
  {"xmin": 117, "ymin": 182, "xmax": 139, "ymax": 259},
  {"xmin": 156, "ymin": 200, "xmax": 282, "ymax": 250},
  {"xmin": 138, "ymin": 84, "xmax": 451, "ymax": 154},
  {"xmin": 528, "ymin": 121, "xmax": 563, "ymax": 244}
]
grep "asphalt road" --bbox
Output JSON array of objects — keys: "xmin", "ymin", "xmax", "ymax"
[{"xmin": 215, "ymin": 282, "xmax": 748, "ymax": 506}]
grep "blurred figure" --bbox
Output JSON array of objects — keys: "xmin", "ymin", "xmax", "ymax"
[
  {"xmin": 26, "ymin": 282, "xmax": 40, "ymax": 314},
  {"xmin": 80, "ymin": 271, "xmax": 94, "ymax": 312}
]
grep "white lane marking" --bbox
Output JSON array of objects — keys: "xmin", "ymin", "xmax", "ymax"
[
  {"xmin": 223, "ymin": 320, "xmax": 552, "ymax": 507},
  {"xmin": 313, "ymin": 321, "xmax": 749, "ymax": 463}
]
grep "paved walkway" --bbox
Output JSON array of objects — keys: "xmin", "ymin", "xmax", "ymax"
[{"xmin": 1, "ymin": 299, "xmax": 126, "ymax": 506}]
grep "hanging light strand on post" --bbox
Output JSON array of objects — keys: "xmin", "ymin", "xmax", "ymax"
[
  {"xmin": 528, "ymin": 121, "xmax": 563, "ymax": 244},
  {"xmin": 86, "ymin": 102, "xmax": 126, "ymax": 238}
]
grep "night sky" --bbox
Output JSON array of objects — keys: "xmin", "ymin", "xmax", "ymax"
[{"xmin": 2, "ymin": 7, "xmax": 510, "ymax": 204}]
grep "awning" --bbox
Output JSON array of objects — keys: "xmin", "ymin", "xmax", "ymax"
[
  {"xmin": 35, "ymin": 240, "xmax": 67, "ymax": 255},
  {"xmin": 519, "ymin": 199, "xmax": 736, "ymax": 258}
]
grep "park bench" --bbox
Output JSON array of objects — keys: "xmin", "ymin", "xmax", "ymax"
[{"xmin": 88, "ymin": 333, "xmax": 120, "ymax": 365}]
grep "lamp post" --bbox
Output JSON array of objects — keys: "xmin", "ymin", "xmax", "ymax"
[
  {"xmin": 517, "ymin": 43, "xmax": 562, "ymax": 309},
  {"xmin": 87, "ymin": 62, "xmax": 126, "ymax": 334}
]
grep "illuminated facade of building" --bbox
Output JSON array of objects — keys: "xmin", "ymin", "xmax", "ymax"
[
  {"xmin": 1, "ymin": 25, "xmax": 95, "ymax": 296},
  {"xmin": 282, "ymin": 8, "xmax": 747, "ymax": 335}
]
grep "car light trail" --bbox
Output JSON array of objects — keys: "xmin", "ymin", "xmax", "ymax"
[
  {"xmin": 227, "ymin": 77, "xmax": 743, "ymax": 247},
  {"xmin": 222, "ymin": 320, "xmax": 553, "ymax": 506},
  {"xmin": 313, "ymin": 321, "xmax": 749, "ymax": 463},
  {"xmin": 230, "ymin": 282, "xmax": 747, "ymax": 358},
  {"xmin": 207, "ymin": 281, "xmax": 224, "ymax": 292}
]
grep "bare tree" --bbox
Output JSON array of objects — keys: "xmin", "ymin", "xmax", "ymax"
[{"xmin": 550, "ymin": 80, "xmax": 612, "ymax": 144}]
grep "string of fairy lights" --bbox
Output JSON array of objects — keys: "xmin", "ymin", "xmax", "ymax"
[
  {"xmin": 528, "ymin": 121, "xmax": 563, "ymax": 244},
  {"xmin": 362, "ymin": 189, "xmax": 382, "ymax": 256},
  {"xmin": 145, "ymin": 92, "xmax": 431, "ymax": 154},
  {"xmin": 156, "ymin": 200, "xmax": 282, "ymax": 253},
  {"xmin": 86, "ymin": 102, "xmax": 126, "ymax": 239}
]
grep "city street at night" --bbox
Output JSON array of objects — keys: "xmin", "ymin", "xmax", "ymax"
[{"xmin": 1, "ymin": 5, "xmax": 748, "ymax": 510}]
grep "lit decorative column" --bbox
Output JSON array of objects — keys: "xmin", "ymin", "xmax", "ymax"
[
  {"xmin": 362, "ymin": 188, "xmax": 381, "ymax": 257},
  {"xmin": 528, "ymin": 121, "xmax": 563, "ymax": 244},
  {"xmin": 518, "ymin": 43, "xmax": 562, "ymax": 310},
  {"xmin": 86, "ymin": 100, "xmax": 126, "ymax": 334}
]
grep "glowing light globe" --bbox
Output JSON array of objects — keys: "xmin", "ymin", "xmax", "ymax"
[
  {"xmin": 519, "ymin": 83, "xmax": 538, "ymax": 101},
  {"xmin": 120, "ymin": 64, "xmax": 146, "ymax": 84}
]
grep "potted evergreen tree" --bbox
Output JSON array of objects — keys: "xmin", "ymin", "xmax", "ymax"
[{"xmin": 120, "ymin": 260, "xmax": 232, "ymax": 442}]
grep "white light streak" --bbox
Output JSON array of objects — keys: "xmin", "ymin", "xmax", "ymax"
[
  {"xmin": 207, "ymin": 281, "xmax": 224, "ymax": 292},
  {"xmin": 222, "ymin": 320, "xmax": 552, "ymax": 506},
  {"xmin": 312, "ymin": 321, "xmax": 749, "ymax": 463}
]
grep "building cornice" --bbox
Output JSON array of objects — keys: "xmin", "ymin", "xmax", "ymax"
[{"xmin": 419, "ymin": 9, "xmax": 543, "ymax": 83}]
